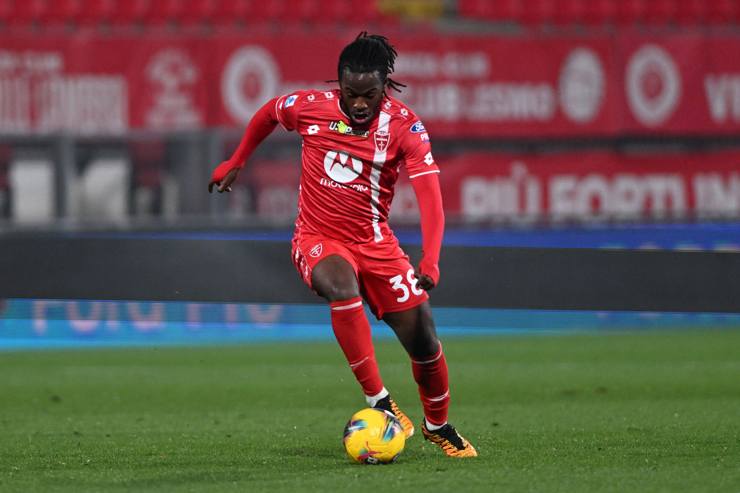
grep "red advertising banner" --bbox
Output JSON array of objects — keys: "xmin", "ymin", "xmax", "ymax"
[
  {"xmin": 209, "ymin": 34, "xmax": 620, "ymax": 137},
  {"xmin": 414, "ymin": 150, "xmax": 740, "ymax": 222},
  {"xmin": 618, "ymin": 33, "xmax": 740, "ymax": 134},
  {"xmin": 0, "ymin": 36, "xmax": 208, "ymax": 134},
  {"xmin": 246, "ymin": 150, "xmax": 740, "ymax": 223},
  {"xmin": 2, "ymin": 30, "xmax": 740, "ymax": 137}
]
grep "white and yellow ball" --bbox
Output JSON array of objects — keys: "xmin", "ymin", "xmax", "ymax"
[{"xmin": 342, "ymin": 408, "xmax": 406, "ymax": 464}]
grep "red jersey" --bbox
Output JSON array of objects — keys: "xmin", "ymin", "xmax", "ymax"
[{"xmin": 274, "ymin": 89, "xmax": 439, "ymax": 244}]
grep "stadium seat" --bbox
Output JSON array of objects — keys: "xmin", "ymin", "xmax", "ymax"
[
  {"xmin": 0, "ymin": 0, "xmax": 13, "ymax": 26},
  {"xmin": 675, "ymin": 0, "xmax": 707, "ymax": 25},
  {"xmin": 519, "ymin": 0, "xmax": 556, "ymax": 27},
  {"xmin": 706, "ymin": 0, "xmax": 738, "ymax": 24},
  {"xmin": 583, "ymin": 0, "xmax": 617, "ymax": 26},
  {"xmin": 552, "ymin": 0, "xmax": 586, "ymax": 26},
  {"xmin": 457, "ymin": 0, "xmax": 523, "ymax": 23},
  {"xmin": 180, "ymin": 0, "xmax": 217, "ymax": 28},
  {"xmin": 248, "ymin": 0, "xmax": 287, "ymax": 23},
  {"xmin": 212, "ymin": 0, "xmax": 250, "ymax": 27},
  {"xmin": 40, "ymin": 0, "xmax": 82, "ymax": 27},
  {"xmin": 130, "ymin": 140, "xmax": 166, "ymax": 189},
  {"xmin": 294, "ymin": 0, "xmax": 322, "ymax": 24},
  {"xmin": 644, "ymin": 0, "xmax": 677, "ymax": 24},
  {"xmin": 615, "ymin": 0, "xmax": 646, "ymax": 25},
  {"xmin": 495, "ymin": 0, "xmax": 525, "ymax": 22},
  {"xmin": 7, "ymin": 0, "xmax": 48, "ymax": 28},
  {"xmin": 9, "ymin": 159, "xmax": 56, "ymax": 223},
  {"xmin": 457, "ymin": 0, "xmax": 487, "ymax": 19},
  {"xmin": 78, "ymin": 0, "xmax": 117, "ymax": 27},
  {"xmin": 143, "ymin": 0, "xmax": 184, "ymax": 28},
  {"xmin": 78, "ymin": 158, "xmax": 131, "ymax": 221},
  {"xmin": 322, "ymin": 0, "xmax": 354, "ymax": 23},
  {"xmin": 110, "ymin": 0, "xmax": 151, "ymax": 28}
]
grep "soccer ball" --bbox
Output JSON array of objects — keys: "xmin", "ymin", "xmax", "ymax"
[{"xmin": 342, "ymin": 408, "xmax": 406, "ymax": 464}]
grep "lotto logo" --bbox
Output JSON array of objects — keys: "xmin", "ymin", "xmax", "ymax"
[
  {"xmin": 307, "ymin": 124, "xmax": 320, "ymax": 135},
  {"xmin": 424, "ymin": 152, "xmax": 434, "ymax": 165},
  {"xmin": 324, "ymin": 91, "xmax": 334, "ymax": 99}
]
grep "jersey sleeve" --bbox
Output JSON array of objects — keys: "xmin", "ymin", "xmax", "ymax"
[
  {"xmin": 274, "ymin": 90, "xmax": 311, "ymax": 131},
  {"xmin": 398, "ymin": 118, "xmax": 440, "ymax": 179}
]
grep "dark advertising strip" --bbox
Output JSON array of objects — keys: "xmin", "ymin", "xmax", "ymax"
[{"xmin": 1, "ymin": 238, "xmax": 738, "ymax": 313}]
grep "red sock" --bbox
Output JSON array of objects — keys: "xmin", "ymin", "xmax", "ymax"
[
  {"xmin": 330, "ymin": 297, "xmax": 384, "ymax": 397},
  {"xmin": 411, "ymin": 343, "xmax": 449, "ymax": 426}
]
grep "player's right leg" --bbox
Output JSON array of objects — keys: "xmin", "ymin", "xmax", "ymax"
[
  {"xmin": 311, "ymin": 255, "xmax": 386, "ymax": 400},
  {"xmin": 291, "ymin": 236, "xmax": 413, "ymax": 436}
]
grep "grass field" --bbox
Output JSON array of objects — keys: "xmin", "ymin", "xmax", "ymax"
[{"xmin": 1, "ymin": 330, "xmax": 739, "ymax": 492}]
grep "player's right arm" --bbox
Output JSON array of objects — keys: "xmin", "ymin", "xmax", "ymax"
[{"xmin": 208, "ymin": 93, "xmax": 304, "ymax": 193}]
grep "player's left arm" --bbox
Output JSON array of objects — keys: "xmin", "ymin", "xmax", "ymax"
[
  {"xmin": 410, "ymin": 172, "xmax": 444, "ymax": 290},
  {"xmin": 400, "ymin": 120, "xmax": 444, "ymax": 290}
]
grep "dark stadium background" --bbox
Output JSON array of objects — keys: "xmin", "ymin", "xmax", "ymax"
[{"xmin": 2, "ymin": 0, "xmax": 739, "ymax": 344}]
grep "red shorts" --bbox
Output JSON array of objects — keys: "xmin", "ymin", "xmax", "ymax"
[{"xmin": 291, "ymin": 232, "xmax": 429, "ymax": 319}]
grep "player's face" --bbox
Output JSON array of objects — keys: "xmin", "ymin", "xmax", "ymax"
[{"xmin": 339, "ymin": 69, "xmax": 385, "ymax": 127}]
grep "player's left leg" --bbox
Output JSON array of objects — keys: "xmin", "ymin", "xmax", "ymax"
[{"xmin": 383, "ymin": 303, "xmax": 478, "ymax": 458}]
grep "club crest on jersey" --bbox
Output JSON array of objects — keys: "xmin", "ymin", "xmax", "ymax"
[
  {"xmin": 329, "ymin": 120, "xmax": 369, "ymax": 138},
  {"xmin": 410, "ymin": 121, "xmax": 426, "ymax": 133},
  {"xmin": 374, "ymin": 129, "xmax": 390, "ymax": 153},
  {"xmin": 309, "ymin": 243, "xmax": 323, "ymax": 258}
]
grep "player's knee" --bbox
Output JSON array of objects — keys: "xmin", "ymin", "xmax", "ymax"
[
  {"xmin": 412, "ymin": 335, "xmax": 440, "ymax": 359},
  {"xmin": 322, "ymin": 284, "xmax": 361, "ymax": 302}
]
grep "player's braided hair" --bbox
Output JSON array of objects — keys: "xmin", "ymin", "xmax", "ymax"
[{"xmin": 334, "ymin": 32, "xmax": 406, "ymax": 93}]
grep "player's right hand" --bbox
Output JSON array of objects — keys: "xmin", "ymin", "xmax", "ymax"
[{"xmin": 208, "ymin": 162, "xmax": 240, "ymax": 193}]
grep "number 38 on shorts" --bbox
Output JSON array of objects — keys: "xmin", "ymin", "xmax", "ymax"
[{"xmin": 389, "ymin": 268, "xmax": 424, "ymax": 303}]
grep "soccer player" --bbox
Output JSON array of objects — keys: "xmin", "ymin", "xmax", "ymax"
[{"xmin": 208, "ymin": 33, "xmax": 477, "ymax": 458}]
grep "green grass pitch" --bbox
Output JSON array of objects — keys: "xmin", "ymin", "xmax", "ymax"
[{"xmin": 1, "ymin": 330, "xmax": 739, "ymax": 492}]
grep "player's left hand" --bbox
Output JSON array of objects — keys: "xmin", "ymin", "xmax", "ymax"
[
  {"xmin": 415, "ymin": 259, "xmax": 440, "ymax": 291},
  {"xmin": 414, "ymin": 270, "xmax": 436, "ymax": 291}
]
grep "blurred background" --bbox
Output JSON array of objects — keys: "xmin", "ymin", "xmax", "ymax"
[{"xmin": 0, "ymin": 0, "xmax": 739, "ymax": 252}]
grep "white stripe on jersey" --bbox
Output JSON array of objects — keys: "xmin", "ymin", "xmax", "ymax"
[{"xmin": 370, "ymin": 111, "xmax": 391, "ymax": 243}]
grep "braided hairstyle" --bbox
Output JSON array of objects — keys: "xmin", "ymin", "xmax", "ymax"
[{"xmin": 335, "ymin": 32, "xmax": 406, "ymax": 93}]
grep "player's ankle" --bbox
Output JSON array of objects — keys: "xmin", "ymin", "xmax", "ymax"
[
  {"xmin": 365, "ymin": 387, "xmax": 389, "ymax": 408},
  {"xmin": 424, "ymin": 418, "xmax": 446, "ymax": 431}
]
